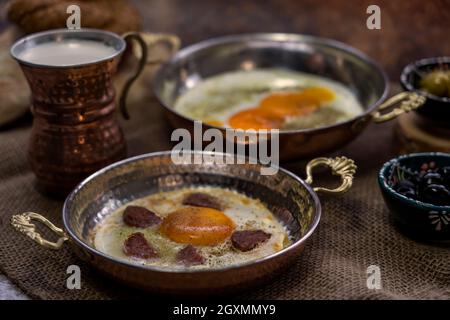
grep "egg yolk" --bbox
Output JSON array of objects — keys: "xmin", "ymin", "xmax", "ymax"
[
  {"xmin": 160, "ymin": 207, "xmax": 235, "ymax": 246},
  {"xmin": 228, "ymin": 86, "xmax": 335, "ymax": 130},
  {"xmin": 229, "ymin": 108, "xmax": 284, "ymax": 130},
  {"xmin": 204, "ymin": 119, "xmax": 225, "ymax": 127}
]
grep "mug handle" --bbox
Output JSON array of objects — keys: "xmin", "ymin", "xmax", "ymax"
[
  {"xmin": 119, "ymin": 32, "xmax": 180, "ymax": 120},
  {"xmin": 371, "ymin": 91, "xmax": 426, "ymax": 123},
  {"xmin": 11, "ymin": 212, "xmax": 68, "ymax": 250},
  {"xmin": 305, "ymin": 156, "xmax": 357, "ymax": 194}
]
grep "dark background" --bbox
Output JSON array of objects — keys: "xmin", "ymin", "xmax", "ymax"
[
  {"xmin": 1, "ymin": 0, "xmax": 449, "ymax": 79},
  {"xmin": 133, "ymin": 0, "xmax": 450, "ymax": 79}
]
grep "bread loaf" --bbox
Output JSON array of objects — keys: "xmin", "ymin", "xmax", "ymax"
[
  {"xmin": 7, "ymin": 0, "xmax": 141, "ymax": 34},
  {"xmin": 0, "ymin": 27, "xmax": 30, "ymax": 126}
]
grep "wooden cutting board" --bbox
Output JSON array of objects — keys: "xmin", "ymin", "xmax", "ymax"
[{"xmin": 396, "ymin": 112, "xmax": 450, "ymax": 153}]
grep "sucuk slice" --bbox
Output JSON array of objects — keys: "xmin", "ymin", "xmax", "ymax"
[
  {"xmin": 123, "ymin": 232, "xmax": 158, "ymax": 259},
  {"xmin": 123, "ymin": 205, "xmax": 161, "ymax": 228},
  {"xmin": 231, "ymin": 230, "xmax": 271, "ymax": 252},
  {"xmin": 182, "ymin": 192, "xmax": 222, "ymax": 210},
  {"xmin": 177, "ymin": 245, "xmax": 205, "ymax": 266}
]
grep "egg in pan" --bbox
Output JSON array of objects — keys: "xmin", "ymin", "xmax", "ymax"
[
  {"xmin": 173, "ymin": 68, "xmax": 364, "ymax": 130},
  {"xmin": 93, "ymin": 187, "xmax": 291, "ymax": 269}
]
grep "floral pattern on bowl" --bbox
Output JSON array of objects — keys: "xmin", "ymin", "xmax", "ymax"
[{"xmin": 378, "ymin": 152, "xmax": 450, "ymax": 242}]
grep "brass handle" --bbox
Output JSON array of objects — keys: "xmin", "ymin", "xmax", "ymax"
[
  {"xmin": 10, "ymin": 212, "xmax": 68, "ymax": 250},
  {"xmin": 305, "ymin": 156, "xmax": 357, "ymax": 194},
  {"xmin": 372, "ymin": 91, "xmax": 426, "ymax": 123},
  {"xmin": 119, "ymin": 32, "xmax": 180, "ymax": 119}
]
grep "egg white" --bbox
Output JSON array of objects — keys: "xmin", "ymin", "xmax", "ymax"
[
  {"xmin": 93, "ymin": 187, "xmax": 291, "ymax": 270},
  {"xmin": 173, "ymin": 68, "xmax": 364, "ymax": 129}
]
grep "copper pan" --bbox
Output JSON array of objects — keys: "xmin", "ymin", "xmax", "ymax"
[
  {"xmin": 153, "ymin": 33, "xmax": 426, "ymax": 161},
  {"xmin": 11, "ymin": 151, "xmax": 356, "ymax": 295}
]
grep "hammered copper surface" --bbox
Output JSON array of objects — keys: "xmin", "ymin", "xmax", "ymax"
[
  {"xmin": 10, "ymin": 29, "xmax": 131, "ymax": 195},
  {"xmin": 22, "ymin": 59, "xmax": 126, "ymax": 195},
  {"xmin": 62, "ymin": 151, "xmax": 319, "ymax": 294}
]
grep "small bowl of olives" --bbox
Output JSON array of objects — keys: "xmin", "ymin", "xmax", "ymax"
[
  {"xmin": 378, "ymin": 152, "xmax": 450, "ymax": 242},
  {"xmin": 401, "ymin": 57, "xmax": 450, "ymax": 123}
]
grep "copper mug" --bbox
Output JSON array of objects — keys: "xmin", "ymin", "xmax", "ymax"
[{"xmin": 11, "ymin": 29, "xmax": 179, "ymax": 195}]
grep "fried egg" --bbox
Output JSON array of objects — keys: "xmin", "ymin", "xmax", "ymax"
[
  {"xmin": 173, "ymin": 69, "xmax": 364, "ymax": 130},
  {"xmin": 93, "ymin": 187, "xmax": 291, "ymax": 270}
]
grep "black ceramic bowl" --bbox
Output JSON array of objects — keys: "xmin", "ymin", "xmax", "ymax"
[
  {"xmin": 378, "ymin": 152, "xmax": 450, "ymax": 242},
  {"xmin": 401, "ymin": 57, "xmax": 450, "ymax": 124}
]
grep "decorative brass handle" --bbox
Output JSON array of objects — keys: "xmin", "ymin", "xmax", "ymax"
[
  {"xmin": 10, "ymin": 212, "xmax": 68, "ymax": 250},
  {"xmin": 305, "ymin": 156, "xmax": 357, "ymax": 194},
  {"xmin": 119, "ymin": 32, "xmax": 180, "ymax": 119},
  {"xmin": 372, "ymin": 92, "xmax": 426, "ymax": 123}
]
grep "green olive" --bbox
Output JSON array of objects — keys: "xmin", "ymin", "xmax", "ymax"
[{"xmin": 419, "ymin": 70, "xmax": 450, "ymax": 97}]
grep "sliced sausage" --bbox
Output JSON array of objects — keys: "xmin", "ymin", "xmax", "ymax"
[
  {"xmin": 123, "ymin": 232, "xmax": 158, "ymax": 259},
  {"xmin": 123, "ymin": 205, "xmax": 161, "ymax": 228},
  {"xmin": 177, "ymin": 245, "xmax": 205, "ymax": 266},
  {"xmin": 231, "ymin": 230, "xmax": 271, "ymax": 252},
  {"xmin": 182, "ymin": 192, "xmax": 222, "ymax": 210}
]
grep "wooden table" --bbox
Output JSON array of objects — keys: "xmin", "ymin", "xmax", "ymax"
[{"xmin": 135, "ymin": 0, "xmax": 450, "ymax": 80}]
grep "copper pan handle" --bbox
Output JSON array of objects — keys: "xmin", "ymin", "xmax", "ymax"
[
  {"xmin": 371, "ymin": 91, "xmax": 426, "ymax": 123},
  {"xmin": 305, "ymin": 156, "xmax": 357, "ymax": 195},
  {"xmin": 119, "ymin": 32, "xmax": 180, "ymax": 119},
  {"xmin": 10, "ymin": 212, "xmax": 68, "ymax": 250}
]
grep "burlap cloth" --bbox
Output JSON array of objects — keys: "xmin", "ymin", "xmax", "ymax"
[{"xmin": 0, "ymin": 77, "xmax": 449, "ymax": 299}]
